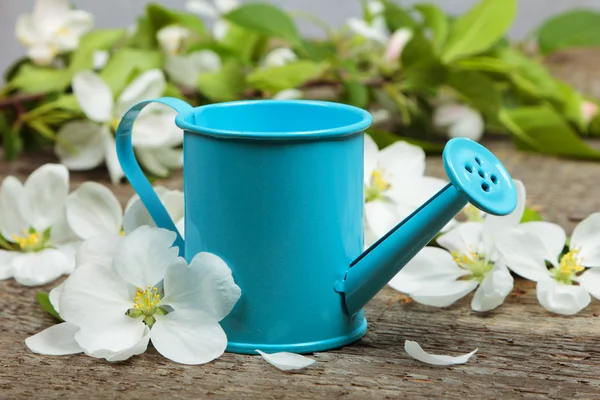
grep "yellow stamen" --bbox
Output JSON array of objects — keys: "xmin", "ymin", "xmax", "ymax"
[
  {"xmin": 371, "ymin": 169, "xmax": 391, "ymax": 191},
  {"xmin": 12, "ymin": 229, "xmax": 42, "ymax": 251},
  {"xmin": 111, "ymin": 118, "xmax": 121, "ymax": 132},
  {"xmin": 558, "ymin": 249, "xmax": 585, "ymax": 275}
]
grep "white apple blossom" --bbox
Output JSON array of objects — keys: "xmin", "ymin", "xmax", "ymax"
[
  {"xmin": 388, "ymin": 181, "xmax": 527, "ymax": 311},
  {"xmin": 186, "ymin": 0, "xmax": 239, "ymax": 40},
  {"xmin": 347, "ymin": 0, "xmax": 388, "ymax": 44},
  {"xmin": 383, "ymin": 29, "xmax": 413, "ymax": 63},
  {"xmin": 157, "ymin": 25, "xmax": 222, "ymax": 89},
  {"xmin": 55, "ymin": 69, "xmax": 183, "ymax": 183},
  {"xmin": 26, "ymin": 226, "xmax": 241, "ymax": 365},
  {"xmin": 123, "ymin": 187, "xmax": 185, "ymax": 237},
  {"xmin": 363, "ymin": 134, "xmax": 450, "ymax": 248},
  {"xmin": 0, "ymin": 164, "xmax": 80, "ymax": 286},
  {"xmin": 495, "ymin": 213, "xmax": 600, "ymax": 315},
  {"xmin": 581, "ymin": 100, "xmax": 598, "ymax": 126},
  {"xmin": 264, "ymin": 48, "xmax": 297, "ymax": 68},
  {"xmin": 16, "ymin": 0, "xmax": 93, "ymax": 65},
  {"xmin": 272, "ymin": 89, "xmax": 303, "ymax": 100},
  {"xmin": 433, "ymin": 103, "xmax": 485, "ymax": 141}
]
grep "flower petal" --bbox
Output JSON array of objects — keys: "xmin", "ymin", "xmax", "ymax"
[
  {"xmin": 75, "ymin": 315, "xmax": 146, "ymax": 354},
  {"xmin": 536, "ymin": 277, "xmax": 591, "ymax": 315},
  {"xmin": 389, "ymin": 176, "xmax": 447, "ymax": 209},
  {"xmin": 470, "ymin": 264, "xmax": 513, "ymax": 312},
  {"xmin": 25, "ymin": 322, "xmax": 83, "ymax": 356},
  {"xmin": 404, "ymin": 340, "xmax": 477, "ymax": 366},
  {"xmin": 482, "ymin": 180, "xmax": 526, "ymax": 254},
  {"xmin": 379, "ymin": 141, "xmax": 425, "ymax": 186},
  {"xmin": 273, "ymin": 89, "xmax": 303, "ymax": 100},
  {"xmin": 24, "ymin": 163, "xmax": 69, "ymax": 232},
  {"xmin": 437, "ymin": 222, "xmax": 484, "ymax": 255},
  {"xmin": 347, "ymin": 18, "xmax": 387, "ymax": 44},
  {"xmin": 55, "ymin": 121, "xmax": 106, "ymax": 170},
  {"xmin": 54, "ymin": 10, "xmax": 94, "ymax": 51},
  {"xmin": 578, "ymin": 268, "xmax": 600, "ymax": 300},
  {"xmin": 11, "ymin": 249, "xmax": 71, "ymax": 286},
  {"xmin": 75, "ymin": 233, "xmax": 122, "ymax": 268},
  {"xmin": 59, "ymin": 262, "xmax": 132, "ymax": 328},
  {"xmin": 72, "ymin": 71, "xmax": 113, "ymax": 123},
  {"xmin": 162, "ymin": 253, "xmax": 241, "ymax": 321},
  {"xmin": 518, "ymin": 222, "xmax": 566, "ymax": 265},
  {"xmin": 27, "ymin": 44, "xmax": 57, "ymax": 66},
  {"xmin": 33, "ymin": 0, "xmax": 70, "ymax": 33},
  {"xmin": 388, "ymin": 247, "xmax": 470, "ymax": 294},
  {"xmin": 86, "ymin": 327, "xmax": 150, "ymax": 362},
  {"xmin": 0, "ymin": 176, "xmax": 28, "ymax": 239},
  {"xmin": 101, "ymin": 126, "xmax": 125, "ymax": 184},
  {"xmin": 131, "ymin": 105, "xmax": 180, "ymax": 148},
  {"xmin": 364, "ymin": 200, "xmax": 403, "ymax": 239},
  {"xmin": 384, "ymin": 28, "xmax": 412, "ymax": 63},
  {"xmin": 570, "ymin": 212, "xmax": 600, "ymax": 267},
  {"xmin": 49, "ymin": 281, "xmax": 65, "ymax": 313},
  {"xmin": 185, "ymin": 0, "xmax": 218, "ymax": 18},
  {"xmin": 66, "ymin": 182, "xmax": 122, "ymax": 239},
  {"xmin": 363, "ymin": 134, "xmax": 379, "ymax": 185},
  {"xmin": 434, "ymin": 104, "xmax": 484, "ymax": 141},
  {"xmin": 494, "ymin": 227, "xmax": 551, "ymax": 282},
  {"xmin": 264, "ymin": 48, "xmax": 297, "ymax": 67},
  {"xmin": 115, "ymin": 69, "xmax": 166, "ymax": 118},
  {"xmin": 136, "ymin": 146, "xmax": 183, "ymax": 177},
  {"xmin": 151, "ymin": 309, "xmax": 227, "ymax": 365},
  {"xmin": 113, "ymin": 226, "xmax": 178, "ymax": 288},
  {"xmin": 409, "ymin": 279, "xmax": 478, "ymax": 308},
  {"xmin": 0, "ymin": 250, "xmax": 15, "ymax": 280},
  {"xmin": 16, "ymin": 14, "xmax": 42, "ymax": 48},
  {"xmin": 255, "ymin": 350, "xmax": 316, "ymax": 371}
]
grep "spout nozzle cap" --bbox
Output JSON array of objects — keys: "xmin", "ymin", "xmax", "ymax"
[{"xmin": 443, "ymin": 138, "xmax": 517, "ymax": 216}]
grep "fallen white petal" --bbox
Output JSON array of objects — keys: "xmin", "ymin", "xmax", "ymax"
[
  {"xmin": 404, "ymin": 340, "xmax": 477, "ymax": 366},
  {"xmin": 536, "ymin": 277, "xmax": 591, "ymax": 315},
  {"xmin": 25, "ymin": 322, "xmax": 83, "ymax": 356},
  {"xmin": 255, "ymin": 350, "xmax": 316, "ymax": 371}
]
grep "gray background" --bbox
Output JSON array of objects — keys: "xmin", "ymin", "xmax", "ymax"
[{"xmin": 1, "ymin": 0, "xmax": 599, "ymax": 73}]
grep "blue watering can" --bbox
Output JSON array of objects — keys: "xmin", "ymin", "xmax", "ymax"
[{"xmin": 116, "ymin": 98, "xmax": 517, "ymax": 354}]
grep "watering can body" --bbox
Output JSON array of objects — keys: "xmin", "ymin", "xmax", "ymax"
[{"xmin": 116, "ymin": 98, "xmax": 517, "ymax": 354}]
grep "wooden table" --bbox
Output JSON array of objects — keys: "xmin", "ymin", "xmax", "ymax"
[{"xmin": 1, "ymin": 141, "xmax": 599, "ymax": 399}]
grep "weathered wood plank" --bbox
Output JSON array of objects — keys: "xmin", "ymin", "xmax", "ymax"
[{"xmin": 1, "ymin": 141, "xmax": 599, "ymax": 399}]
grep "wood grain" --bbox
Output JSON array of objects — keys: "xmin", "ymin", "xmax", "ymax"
[{"xmin": 1, "ymin": 141, "xmax": 599, "ymax": 399}]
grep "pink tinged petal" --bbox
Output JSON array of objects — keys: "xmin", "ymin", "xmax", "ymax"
[
  {"xmin": 25, "ymin": 322, "xmax": 83, "ymax": 356},
  {"xmin": 115, "ymin": 69, "xmax": 166, "ymax": 118},
  {"xmin": 55, "ymin": 121, "xmax": 106, "ymax": 170},
  {"xmin": 363, "ymin": 134, "xmax": 379, "ymax": 185},
  {"xmin": 113, "ymin": 226, "xmax": 178, "ymax": 288},
  {"xmin": 494, "ymin": 228, "xmax": 552, "ymax": 282},
  {"xmin": 409, "ymin": 279, "xmax": 478, "ymax": 308},
  {"xmin": 86, "ymin": 327, "xmax": 150, "ymax": 362},
  {"xmin": 0, "ymin": 250, "xmax": 16, "ymax": 280},
  {"xmin": 24, "ymin": 163, "xmax": 69, "ymax": 232},
  {"xmin": 404, "ymin": 340, "xmax": 477, "ymax": 366},
  {"xmin": 578, "ymin": 268, "xmax": 600, "ymax": 300},
  {"xmin": 379, "ymin": 141, "xmax": 426, "ymax": 186},
  {"xmin": 75, "ymin": 315, "xmax": 146, "ymax": 354},
  {"xmin": 482, "ymin": 180, "xmax": 526, "ymax": 253},
  {"xmin": 59, "ymin": 263, "xmax": 132, "ymax": 328},
  {"xmin": 364, "ymin": 200, "xmax": 403, "ymax": 239},
  {"xmin": 384, "ymin": 28, "xmax": 412, "ymax": 63},
  {"xmin": 75, "ymin": 234, "xmax": 122, "ymax": 268},
  {"xmin": 471, "ymin": 264, "xmax": 513, "ymax": 312},
  {"xmin": 11, "ymin": 249, "xmax": 71, "ymax": 286},
  {"xmin": 580, "ymin": 101, "xmax": 598, "ymax": 125},
  {"xmin": 49, "ymin": 281, "xmax": 65, "ymax": 313},
  {"xmin": 100, "ymin": 127, "xmax": 125, "ymax": 184},
  {"xmin": 72, "ymin": 71, "xmax": 114, "ymax": 123},
  {"xmin": 255, "ymin": 350, "xmax": 316, "ymax": 371},
  {"xmin": 388, "ymin": 247, "xmax": 470, "ymax": 294},
  {"xmin": 0, "ymin": 176, "xmax": 28, "ymax": 239},
  {"xmin": 437, "ymin": 222, "xmax": 484, "ymax": 255},
  {"xmin": 66, "ymin": 182, "xmax": 122, "ymax": 239},
  {"xmin": 570, "ymin": 213, "xmax": 600, "ymax": 267},
  {"xmin": 162, "ymin": 253, "xmax": 241, "ymax": 320},
  {"xmin": 518, "ymin": 222, "xmax": 566, "ymax": 265},
  {"xmin": 151, "ymin": 310, "xmax": 227, "ymax": 365},
  {"xmin": 536, "ymin": 277, "xmax": 591, "ymax": 315}
]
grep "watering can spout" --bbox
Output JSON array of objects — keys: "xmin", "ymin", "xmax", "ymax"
[{"xmin": 337, "ymin": 138, "xmax": 518, "ymax": 316}]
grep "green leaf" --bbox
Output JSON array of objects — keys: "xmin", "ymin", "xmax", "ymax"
[
  {"xmin": 500, "ymin": 104, "xmax": 600, "ymax": 159},
  {"xmin": 454, "ymin": 56, "xmax": 515, "ymax": 74},
  {"xmin": 197, "ymin": 60, "xmax": 246, "ymax": 101},
  {"xmin": 36, "ymin": 291, "xmax": 63, "ymax": 322},
  {"xmin": 343, "ymin": 81, "xmax": 369, "ymax": 108},
  {"xmin": 446, "ymin": 70, "xmax": 501, "ymax": 117},
  {"xmin": 247, "ymin": 61, "xmax": 328, "ymax": 93},
  {"xmin": 414, "ymin": 3, "xmax": 449, "ymax": 50},
  {"xmin": 146, "ymin": 3, "xmax": 205, "ymax": 35},
  {"xmin": 537, "ymin": 10, "xmax": 600, "ymax": 55},
  {"xmin": 368, "ymin": 128, "xmax": 445, "ymax": 153},
  {"xmin": 401, "ymin": 31, "xmax": 436, "ymax": 68},
  {"xmin": 68, "ymin": 29, "xmax": 126, "ymax": 76},
  {"xmin": 224, "ymin": 3, "xmax": 302, "ymax": 46},
  {"xmin": 10, "ymin": 64, "xmax": 70, "ymax": 94},
  {"xmin": 219, "ymin": 24, "xmax": 263, "ymax": 64},
  {"xmin": 0, "ymin": 113, "xmax": 22, "ymax": 160},
  {"xmin": 401, "ymin": 32, "xmax": 447, "ymax": 94},
  {"xmin": 521, "ymin": 207, "xmax": 543, "ymax": 223},
  {"xmin": 441, "ymin": 0, "xmax": 517, "ymax": 63},
  {"xmin": 126, "ymin": 17, "xmax": 156, "ymax": 49},
  {"xmin": 381, "ymin": 0, "xmax": 417, "ymax": 31},
  {"xmin": 100, "ymin": 48, "xmax": 162, "ymax": 95}
]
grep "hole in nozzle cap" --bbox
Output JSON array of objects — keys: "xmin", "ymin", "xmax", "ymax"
[
  {"xmin": 475, "ymin": 157, "xmax": 482, "ymax": 165},
  {"xmin": 465, "ymin": 164, "xmax": 473, "ymax": 173},
  {"xmin": 481, "ymin": 182, "xmax": 490, "ymax": 192},
  {"xmin": 491, "ymin": 175, "xmax": 498, "ymax": 184}
]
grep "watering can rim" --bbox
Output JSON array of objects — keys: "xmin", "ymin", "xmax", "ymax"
[{"xmin": 174, "ymin": 99, "xmax": 373, "ymax": 141}]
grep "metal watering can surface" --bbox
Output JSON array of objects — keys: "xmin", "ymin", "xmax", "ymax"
[{"xmin": 116, "ymin": 98, "xmax": 517, "ymax": 354}]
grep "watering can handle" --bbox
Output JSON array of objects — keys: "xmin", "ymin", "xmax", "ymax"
[{"xmin": 115, "ymin": 97, "xmax": 193, "ymax": 257}]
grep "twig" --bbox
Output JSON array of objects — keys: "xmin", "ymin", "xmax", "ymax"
[{"xmin": 0, "ymin": 93, "xmax": 45, "ymax": 109}]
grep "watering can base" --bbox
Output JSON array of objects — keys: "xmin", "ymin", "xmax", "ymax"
[{"xmin": 225, "ymin": 317, "xmax": 368, "ymax": 354}]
